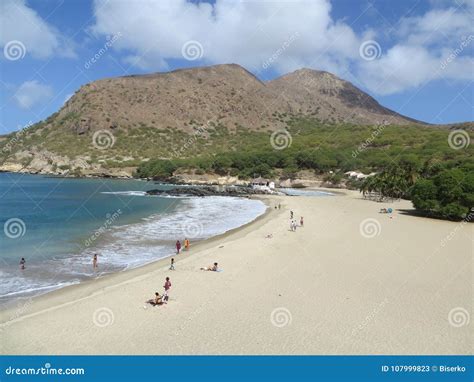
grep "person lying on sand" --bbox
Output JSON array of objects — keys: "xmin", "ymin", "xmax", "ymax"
[
  {"xmin": 379, "ymin": 208, "xmax": 393, "ymax": 214},
  {"xmin": 146, "ymin": 292, "xmax": 163, "ymax": 306},
  {"xmin": 201, "ymin": 262, "xmax": 218, "ymax": 271}
]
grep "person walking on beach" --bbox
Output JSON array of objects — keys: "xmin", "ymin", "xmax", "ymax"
[
  {"xmin": 184, "ymin": 238, "xmax": 190, "ymax": 251},
  {"xmin": 292, "ymin": 220, "xmax": 297, "ymax": 231},
  {"xmin": 169, "ymin": 258, "xmax": 175, "ymax": 270},
  {"xmin": 93, "ymin": 254, "xmax": 98, "ymax": 269},
  {"xmin": 290, "ymin": 210, "xmax": 294, "ymax": 219},
  {"xmin": 163, "ymin": 277, "xmax": 172, "ymax": 302},
  {"xmin": 300, "ymin": 216, "xmax": 304, "ymax": 227},
  {"xmin": 20, "ymin": 257, "xmax": 26, "ymax": 270},
  {"xmin": 176, "ymin": 240, "xmax": 181, "ymax": 254}
]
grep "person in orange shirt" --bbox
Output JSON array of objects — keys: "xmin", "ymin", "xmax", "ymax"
[{"xmin": 184, "ymin": 238, "xmax": 190, "ymax": 250}]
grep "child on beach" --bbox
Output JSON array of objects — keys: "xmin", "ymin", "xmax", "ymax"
[
  {"xmin": 146, "ymin": 292, "xmax": 163, "ymax": 306},
  {"xmin": 163, "ymin": 277, "xmax": 171, "ymax": 302},
  {"xmin": 169, "ymin": 258, "xmax": 175, "ymax": 270},
  {"xmin": 176, "ymin": 240, "xmax": 181, "ymax": 254},
  {"xmin": 201, "ymin": 262, "xmax": 218, "ymax": 271},
  {"xmin": 93, "ymin": 254, "xmax": 98, "ymax": 269},
  {"xmin": 290, "ymin": 220, "xmax": 297, "ymax": 231},
  {"xmin": 20, "ymin": 258, "xmax": 25, "ymax": 270}
]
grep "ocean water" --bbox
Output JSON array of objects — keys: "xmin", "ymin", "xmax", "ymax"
[
  {"xmin": 278, "ymin": 188, "xmax": 335, "ymax": 196},
  {"xmin": 0, "ymin": 173, "xmax": 266, "ymax": 302}
]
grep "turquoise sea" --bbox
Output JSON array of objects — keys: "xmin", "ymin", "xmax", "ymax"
[{"xmin": 0, "ymin": 173, "xmax": 267, "ymax": 302}]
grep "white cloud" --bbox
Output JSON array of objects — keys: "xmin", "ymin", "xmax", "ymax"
[
  {"xmin": 356, "ymin": 2, "xmax": 474, "ymax": 95},
  {"xmin": 14, "ymin": 80, "xmax": 53, "ymax": 109},
  {"xmin": 90, "ymin": 0, "xmax": 359, "ymax": 76},
  {"xmin": 90, "ymin": 0, "xmax": 473, "ymax": 95},
  {"xmin": 0, "ymin": 0, "xmax": 75, "ymax": 59}
]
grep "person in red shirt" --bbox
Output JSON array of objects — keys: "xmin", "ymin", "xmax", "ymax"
[{"xmin": 176, "ymin": 240, "xmax": 181, "ymax": 254}]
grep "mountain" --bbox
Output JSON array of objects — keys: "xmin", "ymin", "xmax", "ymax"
[
  {"xmin": 49, "ymin": 64, "xmax": 420, "ymax": 134},
  {"xmin": 0, "ymin": 64, "xmax": 428, "ymax": 177}
]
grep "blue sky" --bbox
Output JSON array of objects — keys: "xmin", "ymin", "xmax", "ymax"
[{"xmin": 1, "ymin": 0, "xmax": 472, "ymax": 134}]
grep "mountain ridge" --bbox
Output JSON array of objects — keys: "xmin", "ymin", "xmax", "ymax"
[
  {"xmin": 2, "ymin": 63, "xmax": 470, "ymax": 178},
  {"xmin": 55, "ymin": 63, "xmax": 421, "ymax": 137}
]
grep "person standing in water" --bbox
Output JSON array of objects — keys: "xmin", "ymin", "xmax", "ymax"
[
  {"xmin": 169, "ymin": 258, "xmax": 175, "ymax": 270},
  {"xmin": 184, "ymin": 238, "xmax": 190, "ymax": 251},
  {"xmin": 93, "ymin": 254, "xmax": 98, "ymax": 269},
  {"xmin": 20, "ymin": 258, "xmax": 26, "ymax": 270},
  {"xmin": 176, "ymin": 240, "xmax": 181, "ymax": 254}
]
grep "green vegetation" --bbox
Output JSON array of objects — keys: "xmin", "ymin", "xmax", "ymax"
[
  {"xmin": 134, "ymin": 117, "xmax": 472, "ymax": 179},
  {"xmin": 1, "ymin": 115, "xmax": 472, "ymax": 220},
  {"xmin": 133, "ymin": 118, "xmax": 473, "ymax": 221},
  {"xmin": 358, "ymin": 158, "xmax": 473, "ymax": 220},
  {"xmin": 411, "ymin": 169, "xmax": 473, "ymax": 220}
]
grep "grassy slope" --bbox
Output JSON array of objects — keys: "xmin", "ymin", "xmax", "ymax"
[{"xmin": 1, "ymin": 115, "xmax": 472, "ymax": 175}]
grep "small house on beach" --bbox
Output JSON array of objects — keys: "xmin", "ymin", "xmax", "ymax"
[{"xmin": 251, "ymin": 177, "xmax": 275, "ymax": 190}]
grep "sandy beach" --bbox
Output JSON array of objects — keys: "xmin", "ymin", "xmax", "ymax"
[{"xmin": 0, "ymin": 190, "xmax": 471, "ymax": 355}]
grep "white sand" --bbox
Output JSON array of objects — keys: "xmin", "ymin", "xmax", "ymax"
[{"xmin": 0, "ymin": 190, "xmax": 472, "ymax": 354}]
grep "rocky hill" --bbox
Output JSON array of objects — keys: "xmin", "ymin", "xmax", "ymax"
[
  {"xmin": 0, "ymin": 64, "xmax": 426, "ymax": 177},
  {"xmin": 51, "ymin": 64, "xmax": 419, "ymax": 134}
]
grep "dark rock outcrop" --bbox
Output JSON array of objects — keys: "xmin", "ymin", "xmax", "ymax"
[{"xmin": 146, "ymin": 185, "xmax": 275, "ymax": 197}]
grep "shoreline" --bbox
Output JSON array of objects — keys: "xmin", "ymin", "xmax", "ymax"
[
  {"xmin": 0, "ymin": 194, "xmax": 279, "ymax": 324},
  {"xmin": 0, "ymin": 172, "xmax": 275, "ymax": 306},
  {"xmin": 1, "ymin": 190, "xmax": 470, "ymax": 355}
]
